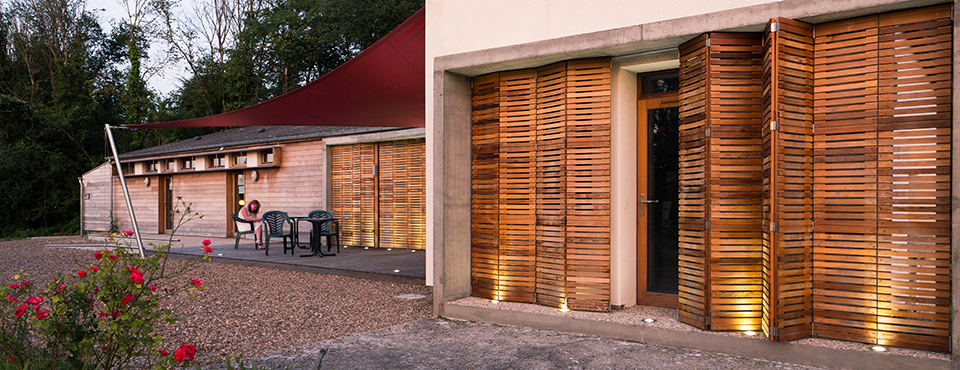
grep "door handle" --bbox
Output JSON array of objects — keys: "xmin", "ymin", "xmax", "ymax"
[{"xmin": 640, "ymin": 194, "xmax": 658, "ymax": 217}]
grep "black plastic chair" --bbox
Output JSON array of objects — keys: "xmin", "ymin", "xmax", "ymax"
[
  {"xmin": 262, "ymin": 211, "xmax": 294, "ymax": 256},
  {"xmin": 308, "ymin": 210, "xmax": 340, "ymax": 253},
  {"xmin": 231, "ymin": 212, "xmax": 256, "ymax": 250}
]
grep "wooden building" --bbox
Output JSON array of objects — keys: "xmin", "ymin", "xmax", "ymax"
[
  {"xmin": 428, "ymin": 0, "xmax": 958, "ymax": 363},
  {"xmin": 80, "ymin": 126, "xmax": 426, "ymax": 250}
]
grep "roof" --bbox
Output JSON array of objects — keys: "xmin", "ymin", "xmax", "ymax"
[
  {"xmin": 118, "ymin": 125, "xmax": 396, "ymax": 159},
  {"xmin": 131, "ymin": 7, "xmax": 425, "ymax": 129}
]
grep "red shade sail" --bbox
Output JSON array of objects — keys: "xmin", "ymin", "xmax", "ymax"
[{"xmin": 132, "ymin": 8, "xmax": 425, "ymax": 129}]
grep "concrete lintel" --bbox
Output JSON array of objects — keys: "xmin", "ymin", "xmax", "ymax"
[
  {"xmin": 434, "ymin": 0, "xmax": 945, "ymax": 77},
  {"xmin": 443, "ymin": 304, "xmax": 950, "ymax": 370},
  {"xmin": 321, "ymin": 127, "xmax": 425, "ymax": 146}
]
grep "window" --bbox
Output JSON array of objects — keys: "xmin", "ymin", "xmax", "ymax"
[
  {"xmin": 146, "ymin": 161, "xmax": 158, "ymax": 173},
  {"xmin": 165, "ymin": 160, "xmax": 176, "ymax": 171},
  {"xmin": 122, "ymin": 162, "xmax": 134, "ymax": 175},
  {"xmin": 181, "ymin": 158, "xmax": 193, "ymax": 170},
  {"xmin": 262, "ymin": 150, "xmax": 273, "ymax": 164},
  {"xmin": 210, "ymin": 154, "xmax": 225, "ymax": 168},
  {"xmin": 234, "ymin": 152, "xmax": 247, "ymax": 166}
]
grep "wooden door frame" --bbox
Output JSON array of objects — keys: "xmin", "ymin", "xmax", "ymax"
[
  {"xmin": 637, "ymin": 79, "xmax": 680, "ymax": 309},
  {"xmin": 158, "ymin": 175, "xmax": 171, "ymax": 233}
]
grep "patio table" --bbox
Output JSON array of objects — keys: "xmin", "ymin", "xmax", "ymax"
[{"xmin": 289, "ymin": 216, "xmax": 337, "ymax": 257}]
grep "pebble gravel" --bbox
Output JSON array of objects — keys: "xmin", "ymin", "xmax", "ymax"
[{"xmin": 0, "ymin": 236, "xmax": 433, "ymax": 365}]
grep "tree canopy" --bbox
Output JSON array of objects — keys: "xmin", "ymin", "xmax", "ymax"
[{"xmin": 0, "ymin": 0, "xmax": 423, "ymax": 237}]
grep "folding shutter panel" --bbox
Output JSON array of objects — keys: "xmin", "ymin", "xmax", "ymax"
[
  {"xmin": 358, "ymin": 143, "xmax": 377, "ymax": 247},
  {"xmin": 705, "ymin": 33, "xmax": 765, "ymax": 332},
  {"xmin": 535, "ymin": 62, "xmax": 568, "ymax": 308},
  {"xmin": 497, "ymin": 70, "xmax": 538, "ymax": 303},
  {"xmin": 762, "ymin": 18, "xmax": 814, "ymax": 342},
  {"xmin": 563, "ymin": 58, "xmax": 612, "ymax": 311},
  {"xmin": 875, "ymin": 5, "xmax": 952, "ymax": 352},
  {"xmin": 377, "ymin": 139, "xmax": 425, "ymax": 250},
  {"xmin": 471, "ymin": 73, "xmax": 501, "ymax": 299},
  {"xmin": 406, "ymin": 139, "xmax": 427, "ymax": 250},
  {"xmin": 812, "ymin": 14, "xmax": 881, "ymax": 345},
  {"xmin": 677, "ymin": 35, "xmax": 710, "ymax": 329},
  {"xmin": 331, "ymin": 143, "xmax": 377, "ymax": 247}
]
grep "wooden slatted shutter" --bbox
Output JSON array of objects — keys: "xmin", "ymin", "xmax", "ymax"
[
  {"xmin": 706, "ymin": 33, "xmax": 765, "ymax": 331},
  {"xmin": 498, "ymin": 70, "xmax": 538, "ymax": 303},
  {"xmin": 378, "ymin": 139, "xmax": 426, "ymax": 250},
  {"xmin": 535, "ymin": 62, "xmax": 568, "ymax": 308},
  {"xmin": 812, "ymin": 14, "xmax": 881, "ymax": 346},
  {"xmin": 762, "ymin": 18, "xmax": 815, "ymax": 342},
  {"xmin": 677, "ymin": 35, "xmax": 710, "ymax": 329},
  {"xmin": 470, "ymin": 58, "xmax": 612, "ymax": 311},
  {"xmin": 471, "ymin": 73, "xmax": 501, "ymax": 300},
  {"xmin": 564, "ymin": 58, "xmax": 612, "ymax": 311},
  {"xmin": 331, "ymin": 143, "xmax": 377, "ymax": 247},
  {"xmin": 874, "ymin": 5, "xmax": 952, "ymax": 352}
]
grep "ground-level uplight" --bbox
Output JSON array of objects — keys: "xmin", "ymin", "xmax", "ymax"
[
  {"xmin": 393, "ymin": 269, "xmax": 400, "ymax": 273},
  {"xmin": 643, "ymin": 318, "xmax": 655, "ymax": 323},
  {"xmin": 744, "ymin": 331, "xmax": 757, "ymax": 336},
  {"xmin": 871, "ymin": 346, "xmax": 887, "ymax": 352}
]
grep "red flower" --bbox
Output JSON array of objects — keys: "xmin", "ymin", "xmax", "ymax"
[
  {"xmin": 191, "ymin": 279, "xmax": 201, "ymax": 287},
  {"xmin": 14, "ymin": 304, "xmax": 26, "ymax": 318},
  {"xmin": 35, "ymin": 310, "xmax": 49, "ymax": 319},
  {"xmin": 121, "ymin": 230, "xmax": 133, "ymax": 237},
  {"xmin": 159, "ymin": 349, "xmax": 169, "ymax": 356},
  {"xmin": 110, "ymin": 255, "xmax": 117, "ymax": 261},
  {"xmin": 98, "ymin": 311, "xmax": 107, "ymax": 318},
  {"xmin": 94, "ymin": 250, "xmax": 102, "ymax": 260},
  {"xmin": 149, "ymin": 284, "xmax": 157, "ymax": 292},
  {"xmin": 202, "ymin": 239, "xmax": 212, "ymax": 247},
  {"xmin": 7, "ymin": 283, "xmax": 18, "ymax": 289},
  {"xmin": 6, "ymin": 358, "xmax": 12, "ymax": 362},
  {"xmin": 121, "ymin": 294, "xmax": 134, "ymax": 305},
  {"xmin": 57, "ymin": 284, "xmax": 66, "ymax": 290},
  {"xmin": 204, "ymin": 246, "xmax": 213, "ymax": 254},
  {"xmin": 78, "ymin": 270, "xmax": 86, "ymax": 278},
  {"xmin": 25, "ymin": 297, "xmax": 39, "ymax": 305},
  {"xmin": 179, "ymin": 344, "xmax": 197, "ymax": 360},
  {"xmin": 90, "ymin": 266, "xmax": 99, "ymax": 273},
  {"xmin": 20, "ymin": 281, "xmax": 29, "ymax": 286},
  {"xmin": 174, "ymin": 349, "xmax": 187, "ymax": 363},
  {"xmin": 126, "ymin": 266, "xmax": 143, "ymax": 284},
  {"xmin": 5, "ymin": 295, "xmax": 16, "ymax": 302}
]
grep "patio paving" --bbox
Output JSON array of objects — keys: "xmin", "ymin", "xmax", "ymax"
[{"xmin": 84, "ymin": 233, "xmax": 426, "ymax": 285}]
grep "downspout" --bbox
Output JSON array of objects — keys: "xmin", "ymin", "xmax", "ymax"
[{"xmin": 105, "ymin": 125, "xmax": 145, "ymax": 258}]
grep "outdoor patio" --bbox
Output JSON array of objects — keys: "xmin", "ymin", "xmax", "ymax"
[{"xmin": 83, "ymin": 233, "xmax": 426, "ymax": 285}]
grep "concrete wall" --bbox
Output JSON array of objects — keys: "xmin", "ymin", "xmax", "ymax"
[{"xmin": 427, "ymin": 0, "xmax": 957, "ymax": 353}]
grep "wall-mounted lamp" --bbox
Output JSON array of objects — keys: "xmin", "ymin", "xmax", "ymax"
[
  {"xmin": 251, "ymin": 170, "xmax": 259, "ymax": 181},
  {"xmin": 144, "ymin": 177, "xmax": 150, "ymax": 186}
]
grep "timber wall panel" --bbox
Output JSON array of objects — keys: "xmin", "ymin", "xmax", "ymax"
[
  {"xmin": 706, "ymin": 33, "xmax": 765, "ymax": 332},
  {"xmin": 82, "ymin": 164, "xmax": 115, "ymax": 232},
  {"xmin": 377, "ymin": 139, "xmax": 426, "ymax": 250},
  {"xmin": 874, "ymin": 5, "xmax": 952, "ymax": 352},
  {"xmin": 812, "ymin": 15, "xmax": 881, "ymax": 345},
  {"xmin": 471, "ymin": 73, "xmax": 501, "ymax": 300},
  {"xmin": 764, "ymin": 18, "xmax": 815, "ymax": 342},
  {"xmin": 677, "ymin": 35, "xmax": 709, "ymax": 329},
  {"xmin": 331, "ymin": 143, "xmax": 377, "ymax": 247}
]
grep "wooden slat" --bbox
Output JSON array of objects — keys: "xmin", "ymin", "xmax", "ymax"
[{"xmin": 535, "ymin": 62, "xmax": 568, "ymax": 308}]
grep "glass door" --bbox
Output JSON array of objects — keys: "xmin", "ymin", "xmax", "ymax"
[{"xmin": 637, "ymin": 71, "xmax": 680, "ymax": 308}]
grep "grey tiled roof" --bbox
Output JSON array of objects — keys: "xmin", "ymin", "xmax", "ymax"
[{"xmin": 118, "ymin": 126, "xmax": 397, "ymax": 159}]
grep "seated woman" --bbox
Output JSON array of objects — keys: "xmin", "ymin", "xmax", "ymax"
[{"xmin": 238, "ymin": 199, "xmax": 264, "ymax": 249}]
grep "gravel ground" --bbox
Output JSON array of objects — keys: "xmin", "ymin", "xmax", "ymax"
[{"xmin": 0, "ymin": 236, "xmax": 433, "ymax": 365}]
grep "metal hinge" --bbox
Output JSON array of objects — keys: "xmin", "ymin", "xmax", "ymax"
[
  {"xmin": 705, "ymin": 38, "xmax": 711, "ymax": 47},
  {"xmin": 770, "ymin": 21, "xmax": 780, "ymax": 32},
  {"xmin": 704, "ymin": 317, "xmax": 711, "ymax": 327},
  {"xmin": 770, "ymin": 120, "xmax": 779, "ymax": 131},
  {"xmin": 770, "ymin": 327, "xmax": 780, "ymax": 337},
  {"xmin": 705, "ymin": 220, "xmax": 711, "ymax": 230},
  {"xmin": 771, "ymin": 222, "xmax": 779, "ymax": 232},
  {"xmin": 705, "ymin": 128, "xmax": 711, "ymax": 138}
]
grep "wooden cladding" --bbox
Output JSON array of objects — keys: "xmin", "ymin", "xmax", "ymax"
[
  {"xmin": 677, "ymin": 4, "xmax": 951, "ymax": 352},
  {"xmin": 330, "ymin": 139, "xmax": 426, "ymax": 250},
  {"xmin": 470, "ymin": 58, "xmax": 612, "ymax": 312}
]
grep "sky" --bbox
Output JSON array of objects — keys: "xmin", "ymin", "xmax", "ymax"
[{"xmin": 85, "ymin": 0, "xmax": 191, "ymax": 96}]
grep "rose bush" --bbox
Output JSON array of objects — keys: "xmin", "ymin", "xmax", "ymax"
[{"xmin": 0, "ymin": 199, "xmax": 211, "ymax": 369}]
